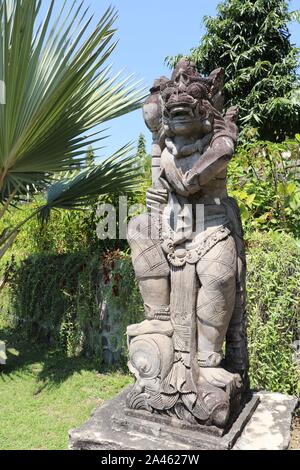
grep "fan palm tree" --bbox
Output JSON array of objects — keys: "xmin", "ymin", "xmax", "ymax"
[{"xmin": 0, "ymin": 0, "xmax": 144, "ymax": 262}]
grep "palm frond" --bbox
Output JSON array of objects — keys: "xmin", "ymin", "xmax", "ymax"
[
  {"xmin": 0, "ymin": 0, "xmax": 145, "ymax": 198},
  {"xmin": 289, "ymin": 10, "xmax": 300, "ymax": 23},
  {"xmin": 39, "ymin": 145, "xmax": 142, "ymax": 222}
]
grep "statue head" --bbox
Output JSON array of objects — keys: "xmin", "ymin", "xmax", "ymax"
[{"xmin": 143, "ymin": 59, "xmax": 225, "ymax": 140}]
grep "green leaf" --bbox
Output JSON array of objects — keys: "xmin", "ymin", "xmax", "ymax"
[
  {"xmin": 289, "ymin": 10, "xmax": 300, "ymax": 23},
  {"xmin": 277, "ymin": 181, "xmax": 286, "ymax": 197},
  {"xmin": 7, "ymin": 348, "xmax": 19, "ymax": 357},
  {"xmin": 286, "ymin": 182, "xmax": 297, "ymax": 196},
  {"xmin": 246, "ymin": 193, "xmax": 256, "ymax": 208},
  {"xmin": 39, "ymin": 145, "xmax": 142, "ymax": 222}
]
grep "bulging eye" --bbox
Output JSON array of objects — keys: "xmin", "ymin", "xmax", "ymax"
[
  {"xmin": 175, "ymin": 72, "xmax": 189, "ymax": 85},
  {"xmin": 187, "ymin": 83, "xmax": 206, "ymax": 99},
  {"xmin": 161, "ymin": 87, "xmax": 175, "ymax": 101},
  {"xmin": 160, "ymin": 80, "xmax": 174, "ymax": 92}
]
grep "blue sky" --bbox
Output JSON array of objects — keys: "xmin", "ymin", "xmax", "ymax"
[{"xmin": 42, "ymin": 0, "xmax": 300, "ymax": 157}]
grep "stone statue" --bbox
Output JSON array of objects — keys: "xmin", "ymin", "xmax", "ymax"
[{"xmin": 126, "ymin": 59, "xmax": 249, "ymax": 428}]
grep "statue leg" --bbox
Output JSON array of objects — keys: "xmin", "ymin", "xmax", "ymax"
[
  {"xmin": 127, "ymin": 213, "xmax": 170, "ymax": 332},
  {"xmin": 196, "ymin": 235, "xmax": 240, "ymax": 388}
]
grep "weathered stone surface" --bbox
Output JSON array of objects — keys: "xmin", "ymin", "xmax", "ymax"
[
  {"xmin": 69, "ymin": 388, "xmax": 191, "ymax": 450},
  {"xmin": 69, "ymin": 386, "xmax": 259, "ymax": 450},
  {"xmin": 233, "ymin": 392, "xmax": 298, "ymax": 450},
  {"xmin": 126, "ymin": 59, "xmax": 249, "ymax": 430},
  {"xmin": 69, "ymin": 389, "xmax": 297, "ymax": 450}
]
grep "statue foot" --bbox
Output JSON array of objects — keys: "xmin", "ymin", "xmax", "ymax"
[
  {"xmin": 197, "ymin": 368, "xmax": 242, "ymax": 427},
  {"xmin": 197, "ymin": 380, "xmax": 230, "ymax": 428},
  {"xmin": 127, "ymin": 319, "xmax": 173, "ymax": 337},
  {"xmin": 199, "ymin": 367, "xmax": 242, "ymax": 391}
]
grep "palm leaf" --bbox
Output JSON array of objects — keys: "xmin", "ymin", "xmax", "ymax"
[
  {"xmin": 39, "ymin": 145, "xmax": 142, "ymax": 222},
  {"xmin": 0, "ymin": 0, "xmax": 145, "ymax": 199},
  {"xmin": 289, "ymin": 10, "xmax": 300, "ymax": 23}
]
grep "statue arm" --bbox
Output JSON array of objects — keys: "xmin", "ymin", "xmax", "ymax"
[
  {"xmin": 184, "ymin": 135, "xmax": 235, "ymax": 188},
  {"xmin": 183, "ymin": 107, "xmax": 239, "ymax": 189}
]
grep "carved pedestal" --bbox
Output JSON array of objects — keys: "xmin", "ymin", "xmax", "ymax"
[{"xmin": 69, "ymin": 386, "xmax": 260, "ymax": 450}]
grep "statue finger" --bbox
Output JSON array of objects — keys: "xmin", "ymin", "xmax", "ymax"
[
  {"xmin": 147, "ymin": 194, "xmax": 168, "ymax": 204},
  {"xmin": 147, "ymin": 188, "xmax": 168, "ymax": 196}
]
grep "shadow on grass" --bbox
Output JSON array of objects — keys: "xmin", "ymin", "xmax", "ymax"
[{"xmin": 0, "ymin": 324, "xmax": 127, "ymax": 390}]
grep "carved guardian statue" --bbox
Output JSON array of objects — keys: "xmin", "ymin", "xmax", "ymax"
[{"xmin": 126, "ymin": 59, "xmax": 249, "ymax": 428}]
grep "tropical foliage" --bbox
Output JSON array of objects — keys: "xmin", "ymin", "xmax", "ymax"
[
  {"xmin": 246, "ymin": 231, "xmax": 300, "ymax": 395},
  {"xmin": 166, "ymin": 0, "xmax": 300, "ymax": 141},
  {"xmin": 0, "ymin": 0, "xmax": 143, "ymax": 262},
  {"xmin": 134, "ymin": 133, "xmax": 152, "ymax": 204},
  {"xmin": 228, "ymin": 138, "xmax": 300, "ymax": 236},
  {"xmin": 2, "ymin": 230, "xmax": 298, "ymax": 395}
]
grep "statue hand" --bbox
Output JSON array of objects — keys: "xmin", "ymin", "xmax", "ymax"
[
  {"xmin": 146, "ymin": 188, "xmax": 168, "ymax": 211},
  {"xmin": 182, "ymin": 169, "xmax": 200, "ymax": 190},
  {"xmin": 182, "ymin": 124, "xmax": 237, "ymax": 190}
]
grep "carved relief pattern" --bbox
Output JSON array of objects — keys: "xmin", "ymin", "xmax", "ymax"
[{"xmin": 126, "ymin": 60, "xmax": 248, "ymax": 428}]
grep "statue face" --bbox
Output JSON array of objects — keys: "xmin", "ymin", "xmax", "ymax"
[
  {"xmin": 160, "ymin": 61, "xmax": 215, "ymax": 138},
  {"xmin": 143, "ymin": 60, "xmax": 225, "ymax": 140}
]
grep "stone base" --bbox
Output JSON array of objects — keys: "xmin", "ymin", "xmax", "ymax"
[
  {"xmin": 69, "ymin": 386, "xmax": 260, "ymax": 450},
  {"xmin": 234, "ymin": 391, "xmax": 298, "ymax": 450}
]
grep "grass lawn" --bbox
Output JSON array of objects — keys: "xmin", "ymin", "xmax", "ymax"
[{"xmin": 0, "ymin": 321, "xmax": 132, "ymax": 450}]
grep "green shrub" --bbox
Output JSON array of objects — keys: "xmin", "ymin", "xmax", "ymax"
[
  {"xmin": 7, "ymin": 249, "xmax": 143, "ymax": 362},
  {"xmin": 246, "ymin": 231, "xmax": 300, "ymax": 395},
  {"xmin": 9, "ymin": 251, "xmax": 103, "ymax": 358},
  {"xmin": 4, "ymin": 228, "xmax": 300, "ymax": 395},
  {"xmin": 228, "ymin": 139, "xmax": 300, "ymax": 237},
  {"xmin": 100, "ymin": 250, "xmax": 144, "ymax": 353},
  {"xmin": 0, "ymin": 143, "xmax": 151, "ymax": 268},
  {"xmin": 0, "ymin": 200, "xmax": 99, "ymax": 265}
]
